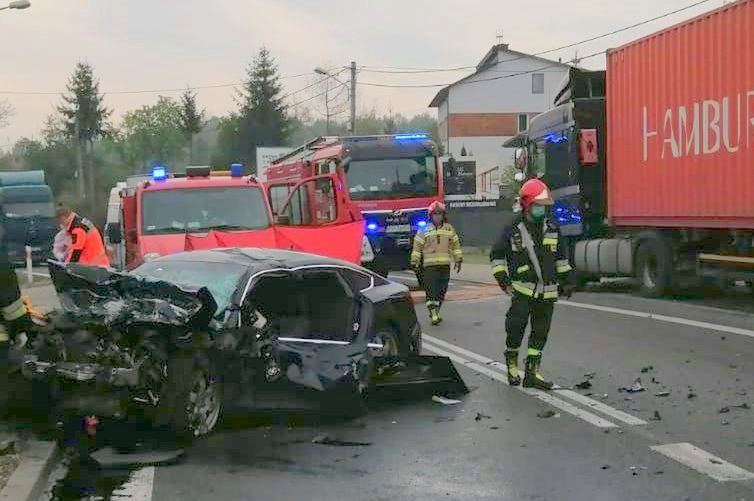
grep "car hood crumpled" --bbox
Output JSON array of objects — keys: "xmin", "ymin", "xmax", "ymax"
[{"xmin": 48, "ymin": 260, "xmax": 217, "ymax": 330}]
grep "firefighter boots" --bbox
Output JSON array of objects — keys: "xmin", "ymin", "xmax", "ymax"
[
  {"xmin": 429, "ymin": 306, "xmax": 441, "ymax": 326},
  {"xmin": 504, "ymin": 350, "xmax": 521, "ymax": 386},
  {"xmin": 523, "ymin": 352, "xmax": 554, "ymax": 390}
]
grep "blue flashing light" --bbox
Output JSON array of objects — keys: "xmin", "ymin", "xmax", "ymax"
[
  {"xmin": 151, "ymin": 165, "xmax": 168, "ymax": 181},
  {"xmin": 230, "ymin": 162, "xmax": 244, "ymax": 177},
  {"xmin": 366, "ymin": 222, "xmax": 379, "ymax": 233},
  {"xmin": 544, "ymin": 131, "xmax": 568, "ymax": 144},
  {"xmin": 394, "ymin": 133, "xmax": 429, "ymax": 142},
  {"xmin": 417, "ymin": 220, "xmax": 427, "ymax": 228},
  {"xmin": 553, "ymin": 203, "xmax": 582, "ymax": 225}
]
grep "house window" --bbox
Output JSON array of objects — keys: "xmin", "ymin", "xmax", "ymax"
[
  {"xmin": 517, "ymin": 114, "xmax": 528, "ymax": 133},
  {"xmin": 532, "ymin": 73, "xmax": 545, "ymax": 94}
]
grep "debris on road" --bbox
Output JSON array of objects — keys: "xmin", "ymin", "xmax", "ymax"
[
  {"xmin": 719, "ymin": 407, "xmax": 730, "ymax": 414},
  {"xmin": 687, "ymin": 392, "xmax": 697, "ymax": 399},
  {"xmin": 311, "ymin": 435, "xmax": 372, "ymax": 447},
  {"xmin": 600, "ymin": 464, "xmax": 611, "ymax": 470},
  {"xmin": 575, "ymin": 380, "xmax": 593, "ymax": 390},
  {"xmin": 620, "ymin": 378, "xmax": 646, "ymax": 393},
  {"xmin": 489, "ymin": 426, "xmax": 500, "ymax": 430},
  {"xmin": 733, "ymin": 403, "xmax": 750, "ymax": 410},
  {"xmin": 600, "ymin": 394, "xmax": 609, "ymax": 400},
  {"xmin": 432, "ymin": 395, "xmax": 462, "ymax": 405},
  {"xmin": 584, "ymin": 372, "xmax": 596, "ymax": 379},
  {"xmin": 655, "ymin": 391, "xmax": 671, "ymax": 397},
  {"xmin": 651, "ymin": 410, "xmax": 662, "ymax": 421},
  {"xmin": 709, "ymin": 458, "xmax": 723, "ymax": 465},
  {"xmin": 536, "ymin": 410, "xmax": 560, "ymax": 419},
  {"xmin": 474, "ymin": 412, "xmax": 491, "ymax": 422},
  {"xmin": 640, "ymin": 366, "xmax": 654, "ymax": 373},
  {"xmin": 721, "ymin": 420, "xmax": 730, "ymax": 426}
]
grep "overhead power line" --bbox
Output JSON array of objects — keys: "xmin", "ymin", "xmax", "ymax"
[{"xmin": 359, "ymin": 0, "xmax": 711, "ymax": 74}]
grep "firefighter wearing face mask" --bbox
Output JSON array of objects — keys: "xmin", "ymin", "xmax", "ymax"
[
  {"xmin": 489, "ymin": 179, "xmax": 574, "ymax": 390},
  {"xmin": 411, "ymin": 202, "xmax": 463, "ymax": 325}
]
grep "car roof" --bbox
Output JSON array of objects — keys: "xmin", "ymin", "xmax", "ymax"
[{"xmin": 148, "ymin": 248, "xmax": 363, "ymax": 273}]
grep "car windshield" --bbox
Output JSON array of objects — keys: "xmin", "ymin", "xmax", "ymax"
[
  {"xmin": 345, "ymin": 156, "xmax": 438, "ymax": 200},
  {"xmin": 141, "ymin": 186, "xmax": 269, "ymax": 234},
  {"xmin": 3, "ymin": 201, "xmax": 55, "ymax": 218},
  {"xmin": 132, "ymin": 260, "xmax": 247, "ymax": 315}
]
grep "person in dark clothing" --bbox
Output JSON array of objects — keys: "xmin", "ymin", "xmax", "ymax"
[
  {"xmin": 489, "ymin": 179, "xmax": 574, "ymax": 390},
  {"xmin": 0, "ymin": 204, "xmax": 35, "ymax": 410}
]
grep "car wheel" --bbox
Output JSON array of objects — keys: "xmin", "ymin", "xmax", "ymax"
[
  {"xmin": 369, "ymin": 330, "xmax": 401, "ymax": 357},
  {"xmin": 158, "ymin": 352, "xmax": 222, "ymax": 442}
]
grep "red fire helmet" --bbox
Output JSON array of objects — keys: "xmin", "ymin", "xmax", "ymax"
[
  {"xmin": 519, "ymin": 179, "xmax": 554, "ymax": 211},
  {"xmin": 427, "ymin": 201, "xmax": 446, "ymax": 214}
]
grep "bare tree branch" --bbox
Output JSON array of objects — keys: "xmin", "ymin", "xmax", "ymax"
[{"xmin": 0, "ymin": 99, "xmax": 13, "ymax": 128}]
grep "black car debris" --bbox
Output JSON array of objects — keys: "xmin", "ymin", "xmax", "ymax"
[{"xmin": 21, "ymin": 248, "xmax": 467, "ymax": 441}]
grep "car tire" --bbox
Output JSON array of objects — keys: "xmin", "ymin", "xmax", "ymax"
[
  {"xmin": 369, "ymin": 329, "xmax": 404, "ymax": 358},
  {"xmin": 635, "ymin": 238, "xmax": 673, "ymax": 297},
  {"xmin": 157, "ymin": 351, "xmax": 222, "ymax": 443}
]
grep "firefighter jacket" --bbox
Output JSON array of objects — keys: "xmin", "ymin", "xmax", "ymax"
[
  {"xmin": 65, "ymin": 213, "xmax": 110, "ymax": 267},
  {"xmin": 489, "ymin": 216, "xmax": 572, "ymax": 301},
  {"xmin": 411, "ymin": 222, "xmax": 463, "ymax": 268}
]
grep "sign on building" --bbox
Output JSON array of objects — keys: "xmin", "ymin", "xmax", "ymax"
[{"xmin": 442, "ymin": 157, "xmax": 477, "ymax": 199}]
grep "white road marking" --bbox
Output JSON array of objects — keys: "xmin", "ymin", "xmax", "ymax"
[
  {"xmin": 650, "ymin": 443, "xmax": 754, "ymax": 482},
  {"xmin": 113, "ymin": 466, "xmax": 155, "ymax": 500},
  {"xmin": 560, "ymin": 300, "xmax": 754, "ymax": 339},
  {"xmin": 423, "ymin": 341, "xmax": 617, "ymax": 429},
  {"xmin": 423, "ymin": 334, "xmax": 646, "ymax": 427},
  {"xmin": 555, "ymin": 389, "xmax": 648, "ymax": 426}
]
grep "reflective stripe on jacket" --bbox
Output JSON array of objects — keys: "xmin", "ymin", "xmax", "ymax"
[
  {"xmin": 65, "ymin": 214, "xmax": 110, "ymax": 268},
  {"xmin": 489, "ymin": 216, "xmax": 572, "ymax": 302},
  {"xmin": 411, "ymin": 223, "xmax": 462, "ymax": 268}
]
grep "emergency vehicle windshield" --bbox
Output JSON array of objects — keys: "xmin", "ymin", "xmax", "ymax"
[
  {"xmin": 141, "ymin": 186, "xmax": 269, "ymax": 234},
  {"xmin": 345, "ymin": 156, "xmax": 438, "ymax": 201}
]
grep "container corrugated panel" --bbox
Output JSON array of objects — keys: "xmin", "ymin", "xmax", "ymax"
[{"xmin": 607, "ymin": 0, "xmax": 754, "ymax": 229}]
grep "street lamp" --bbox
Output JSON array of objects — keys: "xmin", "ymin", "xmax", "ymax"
[
  {"xmin": 314, "ymin": 66, "xmax": 354, "ymax": 134},
  {"xmin": 0, "ymin": 0, "xmax": 31, "ymax": 10}
]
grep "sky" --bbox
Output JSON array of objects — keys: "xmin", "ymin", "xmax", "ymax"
[{"xmin": 0, "ymin": 0, "xmax": 721, "ymax": 148}]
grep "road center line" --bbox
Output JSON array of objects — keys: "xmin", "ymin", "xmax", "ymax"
[
  {"xmin": 423, "ymin": 334, "xmax": 646, "ymax": 427},
  {"xmin": 650, "ymin": 443, "xmax": 754, "ymax": 482},
  {"xmin": 559, "ymin": 300, "xmax": 754, "ymax": 339},
  {"xmin": 422, "ymin": 341, "xmax": 617, "ymax": 429},
  {"xmin": 113, "ymin": 466, "xmax": 155, "ymax": 501}
]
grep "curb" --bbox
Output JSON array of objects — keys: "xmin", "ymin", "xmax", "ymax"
[{"xmin": 0, "ymin": 441, "xmax": 59, "ymax": 501}]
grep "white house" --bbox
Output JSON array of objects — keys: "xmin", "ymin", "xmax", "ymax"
[{"xmin": 430, "ymin": 44, "xmax": 570, "ymax": 199}]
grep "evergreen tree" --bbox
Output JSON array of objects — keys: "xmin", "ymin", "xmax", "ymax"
[
  {"xmin": 58, "ymin": 62, "xmax": 111, "ymax": 213},
  {"xmin": 234, "ymin": 47, "xmax": 290, "ymax": 171},
  {"xmin": 179, "ymin": 88, "xmax": 205, "ymax": 162}
]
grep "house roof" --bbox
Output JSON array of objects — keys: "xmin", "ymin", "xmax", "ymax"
[{"xmin": 429, "ymin": 44, "xmax": 570, "ymax": 108}]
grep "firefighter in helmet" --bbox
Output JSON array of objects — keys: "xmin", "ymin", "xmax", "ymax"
[
  {"xmin": 490, "ymin": 179, "xmax": 574, "ymax": 389},
  {"xmin": 411, "ymin": 201, "xmax": 463, "ymax": 325}
]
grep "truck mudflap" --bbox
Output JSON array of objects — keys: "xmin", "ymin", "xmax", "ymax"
[{"xmin": 370, "ymin": 355, "xmax": 469, "ymax": 399}]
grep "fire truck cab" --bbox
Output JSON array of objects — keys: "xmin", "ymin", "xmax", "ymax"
[{"xmin": 105, "ymin": 165, "xmax": 364, "ymax": 270}]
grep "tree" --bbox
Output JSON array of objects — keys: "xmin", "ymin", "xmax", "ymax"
[
  {"xmin": 233, "ymin": 47, "xmax": 290, "ymax": 171},
  {"xmin": 58, "ymin": 62, "xmax": 111, "ymax": 214},
  {"xmin": 179, "ymin": 89, "xmax": 205, "ymax": 163},
  {"xmin": 121, "ymin": 96, "xmax": 186, "ymax": 171},
  {"xmin": 0, "ymin": 100, "xmax": 13, "ymax": 128}
]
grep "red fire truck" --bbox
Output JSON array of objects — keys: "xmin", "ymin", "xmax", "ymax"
[
  {"xmin": 105, "ymin": 165, "xmax": 364, "ymax": 270},
  {"xmin": 265, "ymin": 134, "xmax": 443, "ymax": 276}
]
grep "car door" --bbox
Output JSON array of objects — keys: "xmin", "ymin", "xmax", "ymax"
[
  {"xmin": 236, "ymin": 267, "xmax": 370, "ymax": 412},
  {"xmin": 270, "ymin": 174, "xmax": 364, "ymax": 263}
]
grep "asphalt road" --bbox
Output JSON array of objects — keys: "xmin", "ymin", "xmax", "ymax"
[{"xmin": 26, "ymin": 280, "xmax": 754, "ymax": 501}]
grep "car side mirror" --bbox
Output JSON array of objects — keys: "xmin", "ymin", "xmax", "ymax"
[{"xmin": 106, "ymin": 223, "xmax": 122, "ymax": 244}]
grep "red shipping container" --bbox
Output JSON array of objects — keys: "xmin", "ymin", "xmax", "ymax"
[{"xmin": 606, "ymin": 0, "xmax": 754, "ymax": 229}]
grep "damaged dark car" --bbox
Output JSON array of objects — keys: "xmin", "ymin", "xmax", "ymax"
[{"xmin": 22, "ymin": 248, "xmax": 466, "ymax": 441}]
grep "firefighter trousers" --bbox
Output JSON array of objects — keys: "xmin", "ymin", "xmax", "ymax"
[
  {"xmin": 505, "ymin": 294, "xmax": 554, "ymax": 351},
  {"xmin": 422, "ymin": 265, "xmax": 450, "ymax": 309}
]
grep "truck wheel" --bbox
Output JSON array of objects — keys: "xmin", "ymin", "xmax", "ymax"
[{"xmin": 635, "ymin": 239, "xmax": 672, "ymax": 297}]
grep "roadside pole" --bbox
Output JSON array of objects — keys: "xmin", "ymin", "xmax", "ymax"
[{"xmin": 350, "ymin": 61, "xmax": 356, "ymax": 134}]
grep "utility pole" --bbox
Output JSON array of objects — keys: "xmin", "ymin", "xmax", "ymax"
[{"xmin": 350, "ymin": 61, "xmax": 356, "ymax": 135}]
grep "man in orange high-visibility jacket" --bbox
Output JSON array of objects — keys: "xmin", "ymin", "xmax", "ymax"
[{"xmin": 56, "ymin": 205, "xmax": 110, "ymax": 267}]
